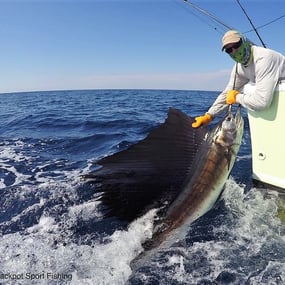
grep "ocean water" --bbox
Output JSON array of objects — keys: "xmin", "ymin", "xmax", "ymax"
[{"xmin": 0, "ymin": 89, "xmax": 284, "ymax": 285}]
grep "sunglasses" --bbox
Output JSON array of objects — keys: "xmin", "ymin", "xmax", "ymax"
[{"xmin": 225, "ymin": 40, "xmax": 242, "ymax": 54}]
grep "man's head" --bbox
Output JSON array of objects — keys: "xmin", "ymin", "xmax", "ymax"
[
  {"xmin": 222, "ymin": 30, "xmax": 243, "ymax": 52},
  {"xmin": 222, "ymin": 30, "xmax": 253, "ymax": 66}
]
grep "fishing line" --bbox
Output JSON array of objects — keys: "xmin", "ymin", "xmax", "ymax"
[
  {"xmin": 173, "ymin": 0, "xmax": 231, "ymax": 35},
  {"xmin": 244, "ymin": 14, "xmax": 285, "ymax": 34},
  {"xmin": 236, "ymin": 0, "xmax": 266, "ymax": 47},
  {"xmin": 182, "ymin": 0, "xmax": 232, "ymax": 30},
  {"xmin": 173, "ymin": 0, "xmax": 220, "ymax": 33}
]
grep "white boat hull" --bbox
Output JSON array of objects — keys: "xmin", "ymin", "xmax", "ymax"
[{"xmin": 244, "ymin": 80, "xmax": 285, "ymax": 190}]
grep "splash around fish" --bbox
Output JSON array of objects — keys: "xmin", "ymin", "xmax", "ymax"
[{"xmin": 82, "ymin": 106, "xmax": 244, "ymax": 267}]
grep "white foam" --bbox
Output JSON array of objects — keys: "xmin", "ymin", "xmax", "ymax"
[
  {"xmin": 27, "ymin": 215, "xmax": 58, "ymax": 234},
  {"xmin": 68, "ymin": 200, "xmax": 102, "ymax": 221},
  {"xmin": 0, "ymin": 140, "xmax": 33, "ymax": 188},
  {"xmin": 167, "ymin": 255, "xmax": 186, "ymax": 282},
  {"xmin": 0, "ymin": 140, "xmax": 27, "ymax": 162},
  {"xmin": 0, "ymin": 208, "xmax": 157, "ymax": 285}
]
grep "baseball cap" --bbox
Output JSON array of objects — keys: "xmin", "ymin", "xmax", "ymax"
[{"xmin": 222, "ymin": 30, "xmax": 242, "ymax": 51}]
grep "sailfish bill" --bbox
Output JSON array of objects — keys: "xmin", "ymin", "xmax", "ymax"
[{"xmin": 82, "ymin": 107, "xmax": 244, "ymax": 258}]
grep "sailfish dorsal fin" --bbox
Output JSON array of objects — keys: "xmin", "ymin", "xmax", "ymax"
[{"xmin": 83, "ymin": 108, "xmax": 208, "ymax": 221}]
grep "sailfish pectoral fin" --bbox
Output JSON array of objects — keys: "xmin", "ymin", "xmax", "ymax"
[
  {"xmin": 83, "ymin": 108, "xmax": 208, "ymax": 222},
  {"xmin": 225, "ymin": 148, "xmax": 233, "ymax": 170}
]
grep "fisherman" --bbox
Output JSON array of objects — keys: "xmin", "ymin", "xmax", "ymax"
[{"xmin": 192, "ymin": 29, "xmax": 285, "ymax": 128}]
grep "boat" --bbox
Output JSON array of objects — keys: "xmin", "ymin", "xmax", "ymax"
[{"xmin": 244, "ymin": 80, "xmax": 285, "ymax": 191}]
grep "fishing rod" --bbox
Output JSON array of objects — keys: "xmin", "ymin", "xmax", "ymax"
[
  {"xmin": 182, "ymin": 0, "xmax": 232, "ymax": 31},
  {"xmin": 181, "ymin": 0, "xmax": 267, "ymax": 48},
  {"xmin": 236, "ymin": 0, "xmax": 266, "ymax": 48}
]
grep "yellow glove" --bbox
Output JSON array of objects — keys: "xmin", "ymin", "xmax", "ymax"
[
  {"xmin": 192, "ymin": 113, "xmax": 212, "ymax": 128},
  {"xmin": 226, "ymin": 90, "xmax": 239, "ymax": 105}
]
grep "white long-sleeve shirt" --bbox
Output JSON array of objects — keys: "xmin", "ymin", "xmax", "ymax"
[{"xmin": 207, "ymin": 46, "xmax": 285, "ymax": 117}]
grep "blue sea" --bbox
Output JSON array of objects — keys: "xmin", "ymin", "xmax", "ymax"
[{"xmin": 0, "ymin": 89, "xmax": 285, "ymax": 285}]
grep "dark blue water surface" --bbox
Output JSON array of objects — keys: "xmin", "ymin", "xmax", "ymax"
[{"xmin": 0, "ymin": 89, "xmax": 284, "ymax": 285}]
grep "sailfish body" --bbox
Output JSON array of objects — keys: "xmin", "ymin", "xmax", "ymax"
[
  {"xmin": 151, "ymin": 106, "xmax": 244, "ymax": 248},
  {"xmin": 83, "ymin": 107, "xmax": 244, "ymax": 252}
]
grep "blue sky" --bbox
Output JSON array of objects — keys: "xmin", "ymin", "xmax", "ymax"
[{"xmin": 0, "ymin": 0, "xmax": 284, "ymax": 93}]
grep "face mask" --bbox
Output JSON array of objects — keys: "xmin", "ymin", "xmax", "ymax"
[{"xmin": 230, "ymin": 39, "xmax": 253, "ymax": 66}]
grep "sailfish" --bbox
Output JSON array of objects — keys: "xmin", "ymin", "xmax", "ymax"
[{"xmin": 83, "ymin": 106, "xmax": 244, "ymax": 256}]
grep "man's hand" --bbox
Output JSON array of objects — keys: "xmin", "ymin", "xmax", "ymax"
[
  {"xmin": 226, "ymin": 90, "xmax": 239, "ymax": 104},
  {"xmin": 192, "ymin": 113, "xmax": 212, "ymax": 128}
]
